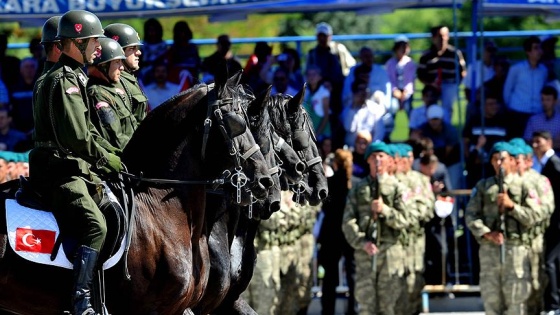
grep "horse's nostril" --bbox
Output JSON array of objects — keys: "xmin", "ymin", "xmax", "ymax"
[
  {"xmin": 318, "ymin": 189, "xmax": 328, "ymax": 200},
  {"xmin": 270, "ymin": 201, "xmax": 280, "ymax": 213},
  {"xmin": 295, "ymin": 162, "xmax": 306, "ymax": 174},
  {"xmin": 259, "ymin": 176, "xmax": 274, "ymax": 189}
]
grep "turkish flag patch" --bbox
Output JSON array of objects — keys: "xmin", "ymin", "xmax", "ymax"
[
  {"xmin": 75, "ymin": 24, "xmax": 82, "ymax": 33},
  {"xmin": 15, "ymin": 228, "xmax": 56, "ymax": 254}
]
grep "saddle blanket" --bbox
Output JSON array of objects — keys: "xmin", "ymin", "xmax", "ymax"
[{"xmin": 5, "ymin": 199, "xmax": 124, "ymax": 270}]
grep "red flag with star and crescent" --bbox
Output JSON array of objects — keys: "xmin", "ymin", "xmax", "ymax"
[{"xmin": 15, "ymin": 228, "xmax": 56, "ymax": 254}]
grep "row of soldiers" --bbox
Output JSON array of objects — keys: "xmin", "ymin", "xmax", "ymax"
[
  {"xmin": 31, "ymin": 11, "xmax": 148, "ymax": 315},
  {"xmin": 341, "ymin": 138, "xmax": 552, "ymax": 315}
]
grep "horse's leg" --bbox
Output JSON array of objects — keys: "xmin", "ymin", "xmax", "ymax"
[
  {"xmin": 195, "ymin": 198, "xmax": 232, "ymax": 315},
  {"xmin": 0, "ymin": 234, "xmax": 6, "ymax": 259},
  {"xmin": 214, "ymin": 218, "xmax": 259, "ymax": 315}
]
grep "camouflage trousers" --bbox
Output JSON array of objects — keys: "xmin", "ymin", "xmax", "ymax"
[
  {"xmin": 243, "ymin": 245, "xmax": 282, "ymax": 315},
  {"xmin": 404, "ymin": 233, "xmax": 426, "ymax": 315},
  {"xmin": 296, "ymin": 233, "xmax": 315, "ymax": 310},
  {"xmin": 479, "ymin": 242, "xmax": 531, "ymax": 315},
  {"xmin": 528, "ymin": 233, "xmax": 546, "ymax": 315},
  {"xmin": 355, "ymin": 242, "xmax": 407, "ymax": 315},
  {"xmin": 279, "ymin": 241, "xmax": 299, "ymax": 315}
]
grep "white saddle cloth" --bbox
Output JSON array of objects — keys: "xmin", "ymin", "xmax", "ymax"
[{"xmin": 5, "ymin": 199, "xmax": 124, "ymax": 270}]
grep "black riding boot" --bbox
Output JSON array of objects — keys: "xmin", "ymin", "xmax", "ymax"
[{"xmin": 72, "ymin": 245, "xmax": 99, "ymax": 315}]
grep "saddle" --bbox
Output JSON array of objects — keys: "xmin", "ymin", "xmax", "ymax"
[{"xmin": 14, "ymin": 176, "xmax": 130, "ymax": 265}]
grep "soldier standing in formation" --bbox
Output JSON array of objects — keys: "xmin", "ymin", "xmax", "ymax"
[
  {"xmin": 509, "ymin": 138, "xmax": 554, "ymax": 315},
  {"xmin": 87, "ymin": 37, "xmax": 137, "ymax": 149},
  {"xmin": 466, "ymin": 141, "xmax": 542, "ymax": 315},
  {"xmin": 394, "ymin": 143, "xmax": 434, "ymax": 315},
  {"xmin": 104, "ymin": 23, "xmax": 148, "ymax": 124},
  {"xmin": 342, "ymin": 141, "xmax": 409, "ymax": 315},
  {"xmin": 30, "ymin": 10, "xmax": 123, "ymax": 315},
  {"xmin": 38, "ymin": 16, "xmax": 62, "ymax": 77}
]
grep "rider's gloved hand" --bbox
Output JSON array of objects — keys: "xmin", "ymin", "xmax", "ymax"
[{"xmin": 97, "ymin": 153, "xmax": 123, "ymax": 175}]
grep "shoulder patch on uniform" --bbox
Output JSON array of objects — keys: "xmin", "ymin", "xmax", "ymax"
[
  {"xmin": 66, "ymin": 86, "xmax": 80, "ymax": 94},
  {"xmin": 95, "ymin": 101, "xmax": 110, "ymax": 110},
  {"xmin": 115, "ymin": 88, "xmax": 125, "ymax": 95}
]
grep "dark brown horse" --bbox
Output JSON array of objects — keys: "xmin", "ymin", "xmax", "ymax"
[{"xmin": 0, "ymin": 73, "xmax": 272, "ymax": 314}]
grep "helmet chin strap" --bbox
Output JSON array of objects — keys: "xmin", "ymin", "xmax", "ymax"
[
  {"xmin": 72, "ymin": 38, "xmax": 90, "ymax": 64},
  {"xmin": 98, "ymin": 63, "xmax": 112, "ymax": 82}
]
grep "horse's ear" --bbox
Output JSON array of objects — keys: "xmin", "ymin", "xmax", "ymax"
[
  {"xmin": 287, "ymin": 83, "xmax": 306, "ymax": 114},
  {"xmin": 248, "ymin": 85, "xmax": 272, "ymax": 115},
  {"xmin": 214, "ymin": 60, "xmax": 229, "ymax": 94},
  {"xmin": 227, "ymin": 70, "xmax": 243, "ymax": 87}
]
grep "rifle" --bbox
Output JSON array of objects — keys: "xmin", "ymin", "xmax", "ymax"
[
  {"xmin": 498, "ymin": 152, "xmax": 506, "ymax": 264},
  {"xmin": 370, "ymin": 159, "xmax": 380, "ymax": 273}
]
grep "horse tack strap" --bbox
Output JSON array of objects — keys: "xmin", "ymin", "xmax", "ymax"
[
  {"xmin": 120, "ymin": 172, "xmax": 226, "ymax": 186},
  {"xmin": 305, "ymin": 156, "xmax": 322, "ymax": 168},
  {"xmin": 241, "ymin": 144, "xmax": 260, "ymax": 160},
  {"xmin": 274, "ymin": 137, "xmax": 285, "ymax": 152}
]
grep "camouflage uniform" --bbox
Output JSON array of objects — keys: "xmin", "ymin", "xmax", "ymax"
[
  {"xmin": 466, "ymin": 173, "xmax": 542, "ymax": 315},
  {"xmin": 342, "ymin": 174, "xmax": 409, "ymax": 315},
  {"xmin": 396, "ymin": 170, "xmax": 434, "ymax": 315},
  {"xmin": 295, "ymin": 203, "xmax": 320, "ymax": 313},
  {"xmin": 525, "ymin": 168, "xmax": 554, "ymax": 315}
]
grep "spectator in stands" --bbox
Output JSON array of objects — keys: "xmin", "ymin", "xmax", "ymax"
[
  {"xmin": 306, "ymin": 22, "xmax": 351, "ymax": 148},
  {"xmin": 201, "ymin": 34, "xmax": 242, "ymax": 83},
  {"xmin": 140, "ymin": 18, "xmax": 168, "ymax": 85},
  {"xmin": 463, "ymin": 93, "xmax": 510, "ymax": 188},
  {"xmin": 503, "ymin": 36, "xmax": 548, "ymax": 135},
  {"xmin": 144, "ymin": 61, "xmax": 180, "ymax": 111},
  {"xmin": 351, "ymin": 130, "xmax": 372, "ymax": 178},
  {"xmin": 342, "ymin": 47, "xmax": 393, "ymax": 140},
  {"xmin": 243, "ymin": 41, "xmax": 272, "ymax": 93},
  {"xmin": 385, "ymin": 35, "xmax": 416, "ymax": 117},
  {"xmin": 303, "ymin": 65, "xmax": 331, "ymax": 141},
  {"xmin": 28, "ymin": 37, "xmax": 44, "ymax": 76},
  {"xmin": 270, "ymin": 67, "xmax": 297, "ymax": 96},
  {"xmin": 483, "ymin": 55, "xmax": 510, "ymax": 106},
  {"xmin": 0, "ymin": 108, "xmax": 26, "ymax": 152},
  {"xmin": 260, "ymin": 47, "xmax": 304, "ymax": 91},
  {"xmin": 340, "ymin": 81, "xmax": 385, "ymax": 147},
  {"xmin": 10, "ymin": 57, "xmax": 37, "ymax": 134},
  {"xmin": 166, "ymin": 21, "xmax": 200, "ymax": 89},
  {"xmin": 0, "ymin": 34, "xmax": 21, "ymax": 93},
  {"xmin": 318, "ymin": 148, "xmax": 357, "ymax": 315},
  {"xmin": 409, "ymin": 85, "xmax": 442, "ymax": 139},
  {"xmin": 417, "ymin": 25, "xmax": 466, "ymax": 124},
  {"xmin": 524, "ymin": 86, "xmax": 560, "ymax": 152},
  {"xmin": 417, "ymin": 105, "xmax": 463, "ymax": 189},
  {"xmin": 464, "ymin": 40, "xmax": 497, "ymax": 118},
  {"xmin": 541, "ymin": 35, "xmax": 560, "ymax": 83}
]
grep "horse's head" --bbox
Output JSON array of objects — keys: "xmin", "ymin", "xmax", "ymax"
[
  {"xmin": 284, "ymin": 85, "xmax": 329, "ymax": 206},
  {"xmin": 203, "ymin": 69, "xmax": 273, "ymax": 204},
  {"xmin": 243, "ymin": 86, "xmax": 284, "ymax": 219}
]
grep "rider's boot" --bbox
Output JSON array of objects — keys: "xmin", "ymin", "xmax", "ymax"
[{"xmin": 72, "ymin": 245, "xmax": 99, "ymax": 315}]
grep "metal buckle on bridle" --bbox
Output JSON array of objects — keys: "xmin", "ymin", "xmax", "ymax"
[
  {"xmin": 291, "ymin": 181, "xmax": 307, "ymax": 205},
  {"xmin": 230, "ymin": 166, "xmax": 248, "ymax": 204}
]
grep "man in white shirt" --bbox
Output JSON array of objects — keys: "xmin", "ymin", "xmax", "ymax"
[
  {"xmin": 464, "ymin": 41, "xmax": 497, "ymax": 118},
  {"xmin": 143, "ymin": 62, "xmax": 180, "ymax": 110}
]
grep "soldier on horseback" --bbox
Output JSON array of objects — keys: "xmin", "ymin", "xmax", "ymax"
[{"xmin": 29, "ymin": 10, "xmax": 122, "ymax": 315}]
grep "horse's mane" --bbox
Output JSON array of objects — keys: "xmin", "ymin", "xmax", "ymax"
[
  {"xmin": 122, "ymin": 83, "xmax": 210, "ymax": 175},
  {"xmin": 267, "ymin": 94, "xmax": 293, "ymax": 139}
]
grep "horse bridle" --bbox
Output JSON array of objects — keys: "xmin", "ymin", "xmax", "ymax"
[{"xmin": 201, "ymin": 84, "xmax": 261, "ymax": 204}]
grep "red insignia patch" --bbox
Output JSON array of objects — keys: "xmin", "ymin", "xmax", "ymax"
[
  {"xmin": 65, "ymin": 86, "xmax": 80, "ymax": 94},
  {"xmin": 75, "ymin": 23, "xmax": 82, "ymax": 33},
  {"xmin": 95, "ymin": 102, "xmax": 109, "ymax": 110},
  {"xmin": 112, "ymin": 35, "xmax": 119, "ymax": 42}
]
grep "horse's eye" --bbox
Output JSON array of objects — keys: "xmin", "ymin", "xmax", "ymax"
[
  {"xmin": 292, "ymin": 130, "xmax": 309, "ymax": 151},
  {"xmin": 222, "ymin": 112, "xmax": 247, "ymax": 138}
]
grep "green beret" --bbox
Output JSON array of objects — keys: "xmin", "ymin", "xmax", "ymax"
[
  {"xmin": 0, "ymin": 151, "xmax": 17, "ymax": 162},
  {"xmin": 509, "ymin": 138, "xmax": 527, "ymax": 147},
  {"xmin": 523, "ymin": 143, "xmax": 534, "ymax": 156},
  {"xmin": 16, "ymin": 151, "xmax": 29, "ymax": 163},
  {"xmin": 365, "ymin": 141, "xmax": 390, "ymax": 160},
  {"xmin": 386, "ymin": 144, "xmax": 398, "ymax": 158},
  {"xmin": 400, "ymin": 143, "xmax": 413, "ymax": 155},
  {"xmin": 490, "ymin": 141, "xmax": 514, "ymax": 157}
]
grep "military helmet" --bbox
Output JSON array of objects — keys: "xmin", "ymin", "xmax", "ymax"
[
  {"xmin": 93, "ymin": 38, "xmax": 125, "ymax": 66},
  {"xmin": 41, "ymin": 16, "xmax": 61, "ymax": 44},
  {"xmin": 56, "ymin": 10, "xmax": 104, "ymax": 40},
  {"xmin": 104, "ymin": 23, "xmax": 142, "ymax": 48}
]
